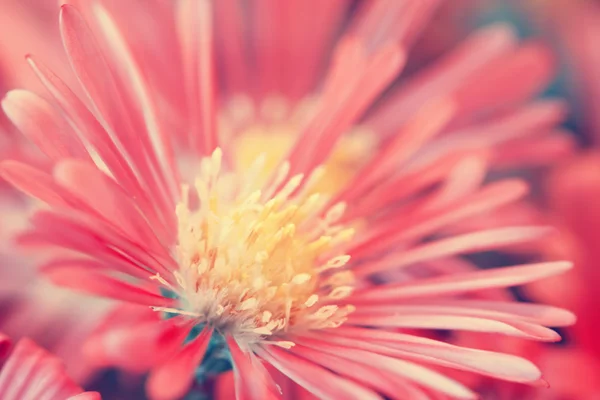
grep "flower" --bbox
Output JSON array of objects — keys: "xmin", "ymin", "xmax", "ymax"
[
  {"xmin": 0, "ymin": 332, "xmax": 100, "ymax": 399},
  {"xmin": 525, "ymin": 153, "xmax": 600, "ymax": 399},
  {"xmin": 465, "ymin": 1, "xmax": 600, "ymax": 397},
  {"xmin": 1, "ymin": 1, "xmax": 575, "ymax": 399},
  {"xmin": 0, "ymin": 1, "xmax": 114, "ymax": 385},
  {"xmin": 520, "ymin": 0, "xmax": 600, "ymax": 144}
]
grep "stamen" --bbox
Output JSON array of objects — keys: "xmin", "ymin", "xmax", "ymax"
[{"xmin": 168, "ymin": 151, "xmax": 356, "ymax": 342}]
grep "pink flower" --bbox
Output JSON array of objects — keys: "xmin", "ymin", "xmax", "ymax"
[
  {"xmin": 524, "ymin": 0, "xmax": 600, "ymax": 144},
  {"xmin": 1, "ymin": 1, "xmax": 575, "ymax": 399},
  {"xmin": 0, "ymin": 332, "xmax": 100, "ymax": 400},
  {"xmin": 449, "ymin": 153, "xmax": 600, "ymax": 400},
  {"xmin": 525, "ymin": 153, "xmax": 600, "ymax": 399},
  {"xmin": 0, "ymin": 0, "xmax": 112, "ymax": 384}
]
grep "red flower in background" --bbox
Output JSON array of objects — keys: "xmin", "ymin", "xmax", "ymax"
[{"xmin": 0, "ymin": 333, "xmax": 100, "ymax": 400}]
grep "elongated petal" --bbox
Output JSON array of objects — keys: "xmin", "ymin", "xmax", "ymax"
[
  {"xmin": 146, "ymin": 326, "xmax": 213, "ymax": 400},
  {"xmin": 355, "ymin": 226, "xmax": 552, "ymax": 276},
  {"xmin": 312, "ymin": 331, "xmax": 543, "ymax": 383},
  {"xmin": 54, "ymin": 159, "xmax": 169, "ymax": 252},
  {"xmin": 44, "ymin": 266, "xmax": 168, "ymax": 306},
  {"xmin": 2, "ymin": 90, "xmax": 90, "ymax": 163},
  {"xmin": 351, "ymin": 261, "xmax": 572, "ymax": 303},
  {"xmin": 291, "ymin": 343, "xmax": 429, "ymax": 400},
  {"xmin": 227, "ymin": 338, "xmax": 280, "ymax": 400},
  {"xmin": 293, "ymin": 336, "xmax": 477, "ymax": 399},
  {"xmin": 348, "ymin": 314, "xmax": 560, "ymax": 341},
  {"xmin": 256, "ymin": 345, "xmax": 383, "ymax": 400},
  {"xmin": 0, "ymin": 161, "xmax": 72, "ymax": 208}
]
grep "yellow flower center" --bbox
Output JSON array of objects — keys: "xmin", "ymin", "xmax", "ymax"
[{"xmin": 160, "ymin": 148, "xmax": 357, "ymax": 347}]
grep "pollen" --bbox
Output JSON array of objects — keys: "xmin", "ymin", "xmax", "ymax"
[{"xmin": 160, "ymin": 148, "xmax": 356, "ymax": 344}]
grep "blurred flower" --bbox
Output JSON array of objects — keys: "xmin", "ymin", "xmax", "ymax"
[
  {"xmin": 525, "ymin": 153, "xmax": 600, "ymax": 399},
  {"xmin": 0, "ymin": 0, "xmax": 112, "ymax": 385},
  {"xmin": 520, "ymin": 0, "xmax": 600, "ymax": 144},
  {"xmin": 477, "ymin": 1, "xmax": 600, "ymax": 398},
  {"xmin": 0, "ymin": 1, "xmax": 576, "ymax": 399},
  {"xmin": 0, "ymin": 332, "xmax": 100, "ymax": 399}
]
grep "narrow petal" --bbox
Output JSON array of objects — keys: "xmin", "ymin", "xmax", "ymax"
[
  {"xmin": 292, "ymin": 336, "xmax": 477, "ymax": 399},
  {"xmin": 312, "ymin": 330, "xmax": 543, "ymax": 383},
  {"xmin": 2, "ymin": 90, "xmax": 90, "ymax": 163},
  {"xmin": 350, "ymin": 179, "xmax": 530, "ymax": 258},
  {"xmin": 0, "ymin": 161, "xmax": 72, "ymax": 208},
  {"xmin": 348, "ymin": 314, "xmax": 561, "ymax": 341},
  {"xmin": 146, "ymin": 326, "xmax": 213, "ymax": 400},
  {"xmin": 256, "ymin": 345, "xmax": 383, "ymax": 400},
  {"xmin": 355, "ymin": 226, "xmax": 552, "ymax": 276},
  {"xmin": 227, "ymin": 338, "xmax": 280, "ymax": 400},
  {"xmin": 44, "ymin": 266, "xmax": 168, "ymax": 306},
  {"xmin": 59, "ymin": 4, "xmax": 170, "ymax": 207},
  {"xmin": 291, "ymin": 343, "xmax": 429, "ymax": 399},
  {"xmin": 54, "ymin": 159, "xmax": 169, "ymax": 252},
  {"xmin": 366, "ymin": 23, "xmax": 517, "ymax": 136},
  {"xmin": 351, "ymin": 261, "xmax": 572, "ymax": 303}
]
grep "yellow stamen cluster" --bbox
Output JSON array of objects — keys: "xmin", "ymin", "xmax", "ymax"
[{"xmin": 164, "ymin": 149, "xmax": 356, "ymax": 346}]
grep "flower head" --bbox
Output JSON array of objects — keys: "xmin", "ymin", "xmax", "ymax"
[{"xmin": 1, "ymin": 1, "xmax": 575, "ymax": 399}]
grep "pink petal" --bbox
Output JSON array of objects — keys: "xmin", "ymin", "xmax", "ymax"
[
  {"xmin": 493, "ymin": 132, "xmax": 576, "ymax": 167},
  {"xmin": 287, "ymin": 39, "xmax": 405, "ymax": 177},
  {"xmin": 337, "ymin": 97, "xmax": 455, "ymax": 204},
  {"xmin": 146, "ymin": 326, "xmax": 213, "ymax": 400},
  {"xmin": 84, "ymin": 318, "xmax": 190, "ymax": 372},
  {"xmin": 291, "ymin": 342, "xmax": 428, "ymax": 399},
  {"xmin": 454, "ymin": 42, "xmax": 556, "ymax": 115},
  {"xmin": 90, "ymin": 2, "xmax": 179, "ymax": 194},
  {"xmin": 445, "ymin": 100, "xmax": 568, "ymax": 148},
  {"xmin": 292, "ymin": 336, "xmax": 476, "ymax": 399},
  {"xmin": 40, "ymin": 256, "xmax": 151, "ymax": 282},
  {"xmin": 54, "ymin": 159, "xmax": 169, "ymax": 252},
  {"xmin": 256, "ymin": 345, "xmax": 383, "ymax": 400},
  {"xmin": 26, "ymin": 52, "xmax": 167, "ymax": 237},
  {"xmin": 344, "ymin": 149, "xmax": 480, "ymax": 221},
  {"xmin": 59, "ymin": 4, "xmax": 173, "ymax": 217},
  {"xmin": 227, "ymin": 338, "xmax": 280, "ymax": 400},
  {"xmin": 355, "ymin": 226, "xmax": 551, "ymax": 276},
  {"xmin": 352, "ymin": 302, "xmax": 574, "ymax": 327},
  {"xmin": 348, "ymin": 314, "xmax": 561, "ymax": 341},
  {"xmin": 68, "ymin": 394, "xmax": 102, "ymax": 400},
  {"xmin": 0, "ymin": 161, "xmax": 72, "ymax": 208},
  {"xmin": 313, "ymin": 330, "xmax": 543, "ymax": 383},
  {"xmin": 2, "ymin": 90, "xmax": 90, "ymax": 163},
  {"xmin": 25, "ymin": 210, "xmax": 175, "ymax": 280},
  {"xmin": 0, "ymin": 338, "xmax": 90, "ymax": 400},
  {"xmin": 350, "ymin": 179, "xmax": 530, "ymax": 258},
  {"xmin": 366, "ymin": 23, "xmax": 517, "ymax": 136},
  {"xmin": 351, "ymin": 261, "xmax": 572, "ymax": 303},
  {"xmin": 399, "ymin": 299, "xmax": 576, "ymax": 327},
  {"xmin": 44, "ymin": 265, "xmax": 169, "ymax": 306}
]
